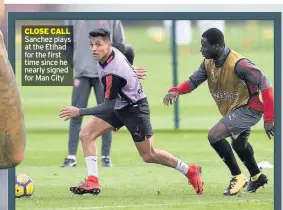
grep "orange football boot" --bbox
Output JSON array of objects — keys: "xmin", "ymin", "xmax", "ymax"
[
  {"xmin": 70, "ymin": 176, "xmax": 101, "ymax": 195},
  {"xmin": 186, "ymin": 164, "xmax": 203, "ymax": 195}
]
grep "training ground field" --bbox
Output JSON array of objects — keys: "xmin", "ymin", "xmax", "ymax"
[{"xmin": 16, "ymin": 22, "xmax": 274, "ymax": 210}]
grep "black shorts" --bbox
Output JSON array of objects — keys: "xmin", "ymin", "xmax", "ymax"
[
  {"xmin": 220, "ymin": 106, "xmax": 263, "ymax": 140},
  {"xmin": 95, "ymin": 98, "xmax": 153, "ymax": 142}
]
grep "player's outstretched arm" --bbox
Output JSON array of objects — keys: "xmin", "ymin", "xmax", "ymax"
[
  {"xmin": 59, "ymin": 74, "xmax": 125, "ymax": 120},
  {"xmin": 59, "ymin": 99, "xmax": 116, "ymax": 120},
  {"xmin": 79, "ymin": 99, "xmax": 116, "ymax": 116},
  {"xmin": 0, "ymin": 30, "xmax": 26, "ymax": 168},
  {"xmin": 235, "ymin": 59, "xmax": 274, "ymax": 139},
  {"xmin": 163, "ymin": 61, "xmax": 207, "ymax": 106}
]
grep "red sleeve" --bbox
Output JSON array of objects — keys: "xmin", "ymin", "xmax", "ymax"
[
  {"xmin": 168, "ymin": 81, "xmax": 192, "ymax": 94},
  {"xmin": 105, "ymin": 75, "xmax": 113, "ymax": 99},
  {"xmin": 168, "ymin": 61, "xmax": 207, "ymax": 94},
  {"xmin": 102, "ymin": 74, "xmax": 126, "ymax": 100},
  {"xmin": 261, "ymin": 87, "xmax": 274, "ymax": 122}
]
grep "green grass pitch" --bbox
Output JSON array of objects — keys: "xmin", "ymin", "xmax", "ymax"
[{"xmin": 16, "ymin": 22, "xmax": 274, "ymax": 210}]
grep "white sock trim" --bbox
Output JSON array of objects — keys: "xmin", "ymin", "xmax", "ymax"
[
  {"xmin": 85, "ymin": 156, "xmax": 98, "ymax": 177},
  {"xmin": 175, "ymin": 159, "xmax": 189, "ymax": 175},
  {"xmin": 67, "ymin": 155, "xmax": 76, "ymax": 160}
]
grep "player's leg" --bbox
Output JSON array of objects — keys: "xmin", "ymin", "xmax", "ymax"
[
  {"xmin": 229, "ymin": 109, "xmax": 268, "ymax": 193},
  {"xmin": 134, "ymin": 136, "xmax": 203, "ymax": 195},
  {"xmin": 92, "ymin": 78, "xmax": 113, "ymax": 167},
  {"xmin": 208, "ymin": 115, "xmax": 246, "ymax": 196},
  {"xmin": 61, "ymin": 77, "xmax": 91, "ymax": 168},
  {"xmin": 70, "ymin": 113, "xmax": 122, "ymax": 195},
  {"xmin": 116, "ymin": 99, "xmax": 203, "ymax": 195}
]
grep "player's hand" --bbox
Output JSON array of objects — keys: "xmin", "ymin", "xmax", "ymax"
[
  {"xmin": 264, "ymin": 121, "xmax": 274, "ymax": 140},
  {"xmin": 133, "ymin": 66, "xmax": 147, "ymax": 80},
  {"xmin": 163, "ymin": 91, "xmax": 179, "ymax": 105},
  {"xmin": 59, "ymin": 106, "xmax": 80, "ymax": 121}
]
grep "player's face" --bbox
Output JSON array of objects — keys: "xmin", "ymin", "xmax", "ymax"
[
  {"xmin": 90, "ymin": 36, "xmax": 111, "ymax": 61},
  {"xmin": 200, "ymin": 37, "xmax": 218, "ymax": 59}
]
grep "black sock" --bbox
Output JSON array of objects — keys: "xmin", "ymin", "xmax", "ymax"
[
  {"xmin": 234, "ymin": 143, "xmax": 261, "ymax": 177},
  {"xmin": 211, "ymin": 139, "xmax": 241, "ymax": 176}
]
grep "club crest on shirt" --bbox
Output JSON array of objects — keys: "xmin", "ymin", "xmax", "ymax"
[{"xmin": 74, "ymin": 79, "xmax": 80, "ymax": 87}]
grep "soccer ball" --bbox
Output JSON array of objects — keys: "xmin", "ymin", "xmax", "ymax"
[{"xmin": 15, "ymin": 174, "xmax": 35, "ymax": 198}]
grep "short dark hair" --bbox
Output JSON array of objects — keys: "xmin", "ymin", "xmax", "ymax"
[
  {"xmin": 112, "ymin": 42, "xmax": 135, "ymax": 65},
  {"xmin": 202, "ymin": 28, "xmax": 225, "ymax": 46},
  {"xmin": 89, "ymin": 28, "xmax": 111, "ymax": 41}
]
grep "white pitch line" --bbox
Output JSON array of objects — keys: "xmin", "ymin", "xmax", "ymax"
[{"xmin": 37, "ymin": 199, "xmax": 271, "ymax": 210}]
